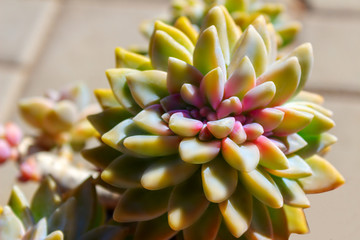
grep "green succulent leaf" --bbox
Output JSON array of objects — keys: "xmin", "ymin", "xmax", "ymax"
[
  {"xmin": 126, "ymin": 70, "xmax": 169, "ymax": 108},
  {"xmin": 8, "ymin": 186, "xmax": 34, "ymax": 228},
  {"xmin": 115, "ymin": 47, "xmax": 152, "ymax": 70},
  {"xmin": 183, "ymin": 203, "xmax": 222, "ymax": 240},
  {"xmin": 106, "ymin": 68, "xmax": 141, "ymax": 114},
  {"xmin": 87, "ymin": 107, "xmax": 133, "ymax": 135},
  {"xmin": 193, "ymin": 25, "xmax": 226, "ymax": 76},
  {"xmin": 30, "ymin": 177, "xmax": 61, "ymax": 223},
  {"xmin": 219, "ymin": 183, "xmax": 252, "ymax": 238},
  {"xmin": 114, "ymin": 188, "xmax": 172, "ymax": 222},
  {"xmin": 168, "ymin": 174, "xmax": 209, "ymax": 230},
  {"xmin": 240, "ymin": 168, "xmax": 283, "ymax": 208},
  {"xmin": 94, "ymin": 89, "xmax": 121, "ymax": 110},
  {"xmin": 141, "ymin": 155, "xmax": 199, "ymax": 190},
  {"xmin": 81, "ymin": 144, "xmax": 121, "ymax": 169},
  {"xmin": 134, "ymin": 214, "xmax": 177, "ymax": 240},
  {"xmin": 201, "ymin": 157, "xmax": 238, "ymax": 203}
]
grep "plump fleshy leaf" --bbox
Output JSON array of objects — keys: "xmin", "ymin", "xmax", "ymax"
[
  {"xmin": 78, "ymin": 225, "xmax": 129, "ymax": 240},
  {"xmin": 281, "ymin": 133, "xmax": 308, "ymax": 155},
  {"xmin": 47, "ymin": 197, "xmax": 76, "ymax": 240},
  {"xmin": 207, "ymin": 117, "xmax": 235, "ymax": 139},
  {"xmin": 168, "ymin": 174, "xmax": 209, "ymax": 230},
  {"xmin": 285, "ymin": 43, "xmax": 313, "ymax": 94},
  {"xmin": 200, "ymin": 67, "xmax": 225, "ymax": 110},
  {"xmin": 225, "ymin": 56, "xmax": 256, "ymax": 100},
  {"xmin": 283, "ymin": 205, "xmax": 309, "ymax": 235},
  {"xmin": 219, "ymin": 183, "xmax": 252, "ymax": 237},
  {"xmin": 243, "ymin": 123, "xmax": 264, "ymax": 141},
  {"xmin": 229, "ymin": 25, "xmax": 267, "ymax": 77},
  {"xmin": 44, "ymin": 230, "xmax": 64, "ymax": 240},
  {"xmin": 126, "ymin": 70, "xmax": 168, "ymax": 108},
  {"xmin": 106, "ymin": 68, "xmax": 141, "ymax": 114},
  {"xmin": 101, "ymin": 119, "xmax": 147, "ymax": 153},
  {"xmin": 251, "ymin": 108, "xmax": 284, "ymax": 132},
  {"xmin": 174, "ymin": 16, "xmax": 199, "ymax": 44},
  {"xmin": 169, "ymin": 112, "xmax": 203, "ymax": 137},
  {"xmin": 245, "ymin": 198, "xmax": 273, "ymax": 240},
  {"xmin": 179, "ymin": 137, "xmax": 221, "ymax": 164},
  {"xmin": 167, "ymin": 57, "xmax": 203, "ymax": 94},
  {"xmin": 81, "ymin": 144, "xmax": 121, "ymax": 169},
  {"xmin": 134, "ymin": 214, "xmax": 177, "ymax": 240},
  {"xmin": 115, "ymin": 47, "xmax": 152, "ymax": 70},
  {"xmin": 216, "ymin": 97, "xmax": 242, "ymax": 119},
  {"xmin": 254, "ymin": 136, "xmax": 289, "ymax": 170},
  {"xmin": 123, "ymin": 135, "xmax": 181, "ymax": 157},
  {"xmin": 266, "ymin": 155, "xmax": 312, "ymax": 179},
  {"xmin": 102, "ymin": 155, "xmax": 152, "ymax": 188},
  {"xmin": 8, "ymin": 186, "xmax": 33, "ymax": 228},
  {"xmin": 193, "ymin": 26, "xmax": 226, "ymax": 76},
  {"xmin": 296, "ymin": 133, "xmax": 337, "ymax": 159},
  {"xmin": 31, "ymin": 177, "xmax": 61, "ymax": 223},
  {"xmin": 88, "ymin": 107, "xmax": 133, "ymax": 135},
  {"xmin": 267, "ymin": 207, "xmax": 289, "ymax": 240},
  {"xmin": 272, "ymin": 107, "xmax": 313, "ymax": 137},
  {"xmin": 183, "ymin": 204, "xmax": 222, "ymax": 240},
  {"xmin": 242, "ymin": 82, "xmax": 276, "ymax": 112},
  {"xmin": 114, "ymin": 188, "xmax": 172, "ymax": 222},
  {"xmin": 298, "ymin": 155, "xmax": 345, "ymax": 194},
  {"xmin": 152, "ymin": 21, "xmax": 194, "ymax": 53},
  {"xmin": 240, "ymin": 168, "xmax": 283, "ymax": 208},
  {"xmin": 273, "ymin": 177, "xmax": 310, "ymax": 208},
  {"xmin": 133, "ymin": 105, "xmax": 172, "ymax": 136},
  {"xmin": 150, "ymin": 30, "xmax": 193, "ymax": 70},
  {"xmin": 141, "ymin": 155, "xmax": 199, "ymax": 190},
  {"xmin": 229, "ymin": 121, "xmax": 247, "ymax": 144},
  {"xmin": 202, "ymin": 6, "xmax": 231, "ymax": 65},
  {"xmin": 202, "ymin": 157, "xmax": 238, "ymax": 203},
  {"xmin": 256, "ymin": 57, "xmax": 301, "ymax": 106},
  {"xmin": 0, "ymin": 206, "xmax": 25, "ymax": 240},
  {"xmin": 94, "ymin": 89, "xmax": 121, "ymax": 109},
  {"xmin": 290, "ymin": 105, "xmax": 335, "ymax": 135},
  {"xmin": 222, "ymin": 138, "xmax": 259, "ymax": 172},
  {"xmin": 19, "ymin": 97, "xmax": 53, "ymax": 128},
  {"xmin": 42, "ymin": 101, "xmax": 76, "ymax": 134}
]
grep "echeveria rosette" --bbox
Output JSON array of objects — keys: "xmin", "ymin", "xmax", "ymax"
[{"xmin": 86, "ymin": 6, "xmax": 344, "ymax": 240}]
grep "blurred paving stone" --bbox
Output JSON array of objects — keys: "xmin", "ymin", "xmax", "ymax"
[
  {"xmin": 299, "ymin": 13, "xmax": 360, "ymax": 93},
  {"xmin": 309, "ymin": 0, "xmax": 360, "ymax": 11},
  {"xmin": 0, "ymin": 0, "xmax": 58, "ymax": 64},
  {"xmin": 0, "ymin": 65, "xmax": 26, "ymax": 122},
  {"xmin": 22, "ymin": 0, "xmax": 168, "ymax": 98},
  {"xmin": 291, "ymin": 94, "xmax": 360, "ymax": 240}
]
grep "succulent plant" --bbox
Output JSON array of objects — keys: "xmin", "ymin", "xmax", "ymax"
[
  {"xmin": 19, "ymin": 83, "xmax": 97, "ymax": 152},
  {"xmin": 0, "ymin": 176, "xmax": 129, "ymax": 240},
  {"xmin": 9, "ymin": 84, "xmax": 99, "ymax": 184},
  {"xmin": 141, "ymin": 0, "xmax": 302, "ymax": 48},
  {"xmin": 84, "ymin": 4, "xmax": 344, "ymax": 240}
]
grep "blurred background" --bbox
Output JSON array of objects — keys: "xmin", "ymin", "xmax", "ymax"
[{"xmin": 0, "ymin": 0, "xmax": 359, "ymax": 239}]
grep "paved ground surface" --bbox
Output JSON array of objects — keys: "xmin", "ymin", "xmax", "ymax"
[{"xmin": 0, "ymin": 0, "xmax": 359, "ymax": 239}]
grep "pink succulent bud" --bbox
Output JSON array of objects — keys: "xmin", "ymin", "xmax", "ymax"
[
  {"xmin": 0, "ymin": 139, "xmax": 11, "ymax": 164},
  {"xmin": 5, "ymin": 123, "xmax": 22, "ymax": 146},
  {"xmin": 19, "ymin": 157, "xmax": 41, "ymax": 182}
]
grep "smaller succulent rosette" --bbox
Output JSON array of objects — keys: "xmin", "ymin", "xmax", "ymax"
[
  {"xmin": 142, "ymin": 0, "xmax": 301, "ymax": 47},
  {"xmin": 86, "ymin": 6, "xmax": 344, "ymax": 240},
  {"xmin": 19, "ymin": 83, "xmax": 97, "ymax": 152},
  {"xmin": 0, "ymin": 177, "xmax": 128, "ymax": 240}
]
